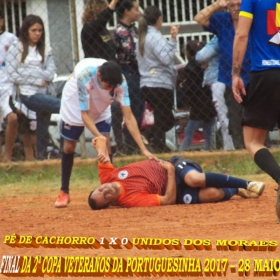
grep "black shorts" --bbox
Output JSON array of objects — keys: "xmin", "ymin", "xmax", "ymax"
[
  {"xmin": 17, "ymin": 113, "xmax": 36, "ymax": 135},
  {"xmin": 243, "ymin": 69, "xmax": 280, "ymax": 131}
]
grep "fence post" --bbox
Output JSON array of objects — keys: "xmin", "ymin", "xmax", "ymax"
[{"xmin": 70, "ymin": 0, "xmax": 87, "ymax": 159}]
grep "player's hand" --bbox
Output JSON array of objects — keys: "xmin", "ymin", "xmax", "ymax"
[
  {"xmin": 232, "ymin": 75, "xmax": 246, "ymax": 104},
  {"xmin": 141, "ymin": 148, "xmax": 158, "ymax": 161},
  {"xmin": 91, "ymin": 136, "xmax": 107, "ymax": 148},
  {"xmin": 157, "ymin": 160, "xmax": 175, "ymax": 172},
  {"xmin": 41, "ymin": 80, "xmax": 47, "ymax": 87},
  {"xmin": 217, "ymin": 0, "xmax": 230, "ymax": 8},
  {"xmin": 98, "ymin": 153, "xmax": 111, "ymax": 164}
]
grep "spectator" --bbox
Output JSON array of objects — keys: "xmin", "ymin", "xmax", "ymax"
[
  {"xmin": 232, "ymin": 0, "xmax": 280, "ymax": 221},
  {"xmin": 112, "ymin": 0, "xmax": 144, "ymax": 155},
  {"xmin": 194, "ymin": 0, "xmax": 251, "ymax": 149},
  {"xmin": 55, "ymin": 58, "xmax": 156, "ymax": 208},
  {"xmin": 81, "ymin": 0, "xmax": 119, "ymax": 60},
  {"xmin": 195, "ymin": 35, "xmax": 235, "ymax": 150},
  {"xmin": 0, "ymin": 9, "xmax": 18, "ymax": 162},
  {"xmin": 180, "ymin": 40, "xmax": 217, "ymax": 151},
  {"xmin": 88, "ymin": 137, "xmax": 265, "ymax": 209},
  {"xmin": 136, "ymin": 6, "xmax": 179, "ymax": 153},
  {"xmin": 6, "ymin": 14, "xmax": 60, "ymax": 160}
]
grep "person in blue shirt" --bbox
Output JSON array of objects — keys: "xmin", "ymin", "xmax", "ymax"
[
  {"xmin": 194, "ymin": 0, "xmax": 251, "ymax": 150},
  {"xmin": 195, "ymin": 35, "xmax": 235, "ymax": 151},
  {"xmin": 232, "ymin": 0, "xmax": 280, "ymax": 222}
]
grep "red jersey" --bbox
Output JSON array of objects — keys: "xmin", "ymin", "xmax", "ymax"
[{"xmin": 98, "ymin": 160, "xmax": 168, "ymax": 207}]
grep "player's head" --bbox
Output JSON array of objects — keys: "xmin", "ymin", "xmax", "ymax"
[
  {"xmin": 97, "ymin": 61, "xmax": 123, "ymax": 91},
  {"xmin": 88, "ymin": 182, "xmax": 121, "ymax": 210}
]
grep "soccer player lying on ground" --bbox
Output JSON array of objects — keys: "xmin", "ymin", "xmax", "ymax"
[{"xmin": 88, "ymin": 137, "xmax": 265, "ymax": 209}]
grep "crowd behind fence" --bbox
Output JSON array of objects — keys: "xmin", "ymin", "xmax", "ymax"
[{"xmin": 0, "ymin": 0, "xmax": 278, "ymax": 162}]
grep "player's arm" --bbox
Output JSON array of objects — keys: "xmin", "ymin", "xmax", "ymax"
[
  {"xmin": 81, "ymin": 111, "xmax": 104, "ymax": 138},
  {"xmin": 81, "ymin": 111, "xmax": 109, "ymax": 163},
  {"xmin": 92, "ymin": 136, "xmax": 110, "ymax": 164},
  {"xmin": 232, "ymin": 15, "xmax": 252, "ymax": 77},
  {"xmin": 232, "ymin": 15, "xmax": 252, "ymax": 103},
  {"xmin": 121, "ymin": 105, "xmax": 156, "ymax": 160},
  {"xmin": 158, "ymin": 160, "xmax": 176, "ymax": 205}
]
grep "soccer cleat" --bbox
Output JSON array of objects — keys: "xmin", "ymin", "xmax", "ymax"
[
  {"xmin": 276, "ymin": 186, "xmax": 280, "ymax": 222},
  {"xmin": 247, "ymin": 181, "xmax": 265, "ymax": 196},
  {"xmin": 237, "ymin": 188, "xmax": 259, "ymax": 199},
  {"xmin": 54, "ymin": 191, "xmax": 70, "ymax": 208}
]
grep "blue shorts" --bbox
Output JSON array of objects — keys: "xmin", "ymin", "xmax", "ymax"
[
  {"xmin": 170, "ymin": 156, "xmax": 203, "ymax": 205},
  {"xmin": 60, "ymin": 118, "xmax": 111, "ymax": 141}
]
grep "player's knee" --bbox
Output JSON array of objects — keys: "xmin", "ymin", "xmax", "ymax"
[
  {"xmin": 185, "ymin": 172, "xmax": 204, "ymax": 187},
  {"xmin": 206, "ymin": 188, "xmax": 224, "ymax": 201},
  {"xmin": 63, "ymin": 140, "xmax": 76, "ymax": 154}
]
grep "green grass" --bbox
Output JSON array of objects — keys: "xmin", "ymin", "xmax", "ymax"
[{"xmin": 1, "ymin": 149, "xmax": 279, "ymax": 194}]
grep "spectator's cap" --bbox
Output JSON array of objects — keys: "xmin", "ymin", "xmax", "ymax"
[{"xmin": 186, "ymin": 40, "xmax": 205, "ymax": 57}]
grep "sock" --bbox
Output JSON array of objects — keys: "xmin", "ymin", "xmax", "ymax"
[
  {"xmin": 220, "ymin": 188, "xmax": 238, "ymax": 201},
  {"xmin": 205, "ymin": 173, "xmax": 249, "ymax": 189},
  {"xmin": 61, "ymin": 152, "xmax": 75, "ymax": 194},
  {"xmin": 254, "ymin": 148, "xmax": 280, "ymax": 184}
]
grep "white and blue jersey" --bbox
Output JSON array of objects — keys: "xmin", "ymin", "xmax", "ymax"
[
  {"xmin": 60, "ymin": 58, "xmax": 130, "ymax": 126},
  {"xmin": 240, "ymin": 0, "xmax": 280, "ymax": 71}
]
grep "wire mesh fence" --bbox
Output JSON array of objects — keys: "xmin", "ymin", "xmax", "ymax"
[{"xmin": 0, "ymin": 0, "xmax": 277, "ymax": 161}]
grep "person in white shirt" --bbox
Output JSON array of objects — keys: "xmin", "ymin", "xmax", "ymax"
[
  {"xmin": 0, "ymin": 10, "xmax": 18, "ymax": 162},
  {"xmin": 55, "ymin": 58, "xmax": 156, "ymax": 208},
  {"xmin": 6, "ymin": 14, "xmax": 60, "ymax": 160}
]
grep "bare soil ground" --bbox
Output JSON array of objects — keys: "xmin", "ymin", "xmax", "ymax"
[{"xmin": 1, "ymin": 151, "xmax": 280, "ymax": 280}]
